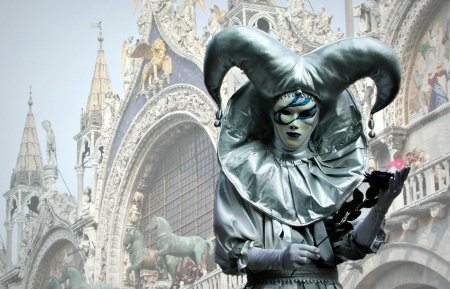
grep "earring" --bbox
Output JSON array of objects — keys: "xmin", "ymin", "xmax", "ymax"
[{"xmin": 368, "ymin": 113, "xmax": 375, "ymax": 138}]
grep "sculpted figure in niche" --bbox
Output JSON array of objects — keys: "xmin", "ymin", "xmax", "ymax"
[
  {"xmin": 42, "ymin": 120, "xmax": 56, "ymax": 166},
  {"xmin": 204, "ymin": 26, "xmax": 409, "ymax": 288},
  {"xmin": 82, "ymin": 187, "xmax": 92, "ymax": 215}
]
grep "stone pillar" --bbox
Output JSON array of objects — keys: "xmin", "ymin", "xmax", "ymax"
[
  {"xmin": 90, "ymin": 156, "xmax": 99, "ymax": 205},
  {"xmin": 5, "ymin": 221, "xmax": 13, "ymax": 271},
  {"xmin": 76, "ymin": 164, "xmax": 85, "ymax": 218},
  {"xmin": 345, "ymin": 0, "xmax": 354, "ymax": 37},
  {"xmin": 17, "ymin": 190, "xmax": 23, "ymax": 245}
]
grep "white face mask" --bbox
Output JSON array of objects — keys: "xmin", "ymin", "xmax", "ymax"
[{"xmin": 272, "ymin": 91, "xmax": 318, "ymax": 150}]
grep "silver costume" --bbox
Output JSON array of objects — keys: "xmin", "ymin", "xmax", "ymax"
[{"xmin": 203, "ymin": 26, "xmax": 401, "ymax": 288}]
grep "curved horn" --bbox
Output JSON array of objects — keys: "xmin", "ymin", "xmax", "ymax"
[
  {"xmin": 204, "ymin": 26, "xmax": 401, "ymax": 114},
  {"xmin": 204, "ymin": 26, "xmax": 301, "ymax": 109},
  {"xmin": 302, "ymin": 37, "xmax": 401, "ymax": 114}
]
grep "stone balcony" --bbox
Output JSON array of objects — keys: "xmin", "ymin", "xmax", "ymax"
[{"xmin": 386, "ymin": 152, "xmax": 450, "ymax": 231}]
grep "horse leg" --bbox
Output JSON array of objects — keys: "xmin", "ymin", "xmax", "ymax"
[
  {"xmin": 125, "ymin": 265, "xmax": 140, "ymax": 286},
  {"xmin": 134, "ymin": 268, "xmax": 141, "ymax": 288},
  {"xmin": 160, "ymin": 255, "xmax": 169, "ymax": 281}
]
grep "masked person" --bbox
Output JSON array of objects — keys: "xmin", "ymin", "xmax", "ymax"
[{"xmin": 204, "ymin": 26, "xmax": 410, "ymax": 288}]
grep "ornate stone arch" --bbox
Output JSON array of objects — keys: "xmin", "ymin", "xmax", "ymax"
[
  {"xmin": 247, "ymin": 12, "xmax": 277, "ymax": 33},
  {"xmin": 95, "ymin": 84, "xmax": 218, "ymax": 285},
  {"xmin": 227, "ymin": 16, "xmax": 243, "ymax": 28},
  {"xmin": 21, "ymin": 227, "xmax": 80, "ymax": 289},
  {"xmin": 341, "ymin": 242, "xmax": 450, "ymax": 289}
]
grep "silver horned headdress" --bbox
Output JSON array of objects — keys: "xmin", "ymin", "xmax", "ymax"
[{"xmin": 204, "ymin": 26, "xmax": 402, "ymax": 226}]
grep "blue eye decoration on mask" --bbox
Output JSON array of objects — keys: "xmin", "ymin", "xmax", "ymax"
[{"xmin": 273, "ymin": 91, "xmax": 318, "ymax": 125}]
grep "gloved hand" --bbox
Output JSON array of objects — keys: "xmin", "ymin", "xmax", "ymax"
[
  {"xmin": 355, "ymin": 167, "xmax": 410, "ymax": 247},
  {"xmin": 246, "ymin": 244, "xmax": 320, "ymax": 271},
  {"xmin": 375, "ymin": 167, "xmax": 410, "ymax": 214}
]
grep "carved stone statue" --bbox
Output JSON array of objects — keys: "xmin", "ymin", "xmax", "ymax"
[
  {"xmin": 82, "ymin": 187, "xmax": 93, "ymax": 215},
  {"xmin": 80, "ymin": 240, "xmax": 95, "ymax": 284},
  {"xmin": 182, "ymin": 0, "xmax": 207, "ymax": 30},
  {"xmin": 121, "ymin": 36, "xmax": 135, "ymax": 74},
  {"xmin": 315, "ymin": 6, "xmax": 332, "ymax": 44},
  {"xmin": 208, "ymin": 5, "xmax": 225, "ymax": 36},
  {"xmin": 354, "ymin": 3, "xmax": 372, "ymax": 36},
  {"xmin": 331, "ymin": 27, "xmax": 345, "ymax": 42},
  {"xmin": 128, "ymin": 204, "xmax": 141, "ymax": 227},
  {"xmin": 42, "ymin": 120, "xmax": 56, "ymax": 166}
]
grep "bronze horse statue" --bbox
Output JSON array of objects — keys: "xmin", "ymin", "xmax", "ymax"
[
  {"xmin": 123, "ymin": 228, "xmax": 181, "ymax": 286},
  {"xmin": 60, "ymin": 266, "xmax": 118, "ymax": 289},
  {"xmin": 148, "ymin": 216, "xmax": 214, "ymax": 277},
  {"xmin": 43, "ymin": 276, "xmax": 62, "ymax": 289}
]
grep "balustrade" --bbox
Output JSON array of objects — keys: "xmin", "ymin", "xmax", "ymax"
[{"xmin": 399, "ymin": 153, "xmax": 450, "ymax": 208}]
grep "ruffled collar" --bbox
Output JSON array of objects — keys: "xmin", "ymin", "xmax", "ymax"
[{"xmin": 217, "ymin": 85, "xmax": 368, "ymax": 227}]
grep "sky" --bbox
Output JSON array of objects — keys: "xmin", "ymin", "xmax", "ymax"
[{"xmin": 0, "ymin": 0, "xmax": 354, "ymax": 264}]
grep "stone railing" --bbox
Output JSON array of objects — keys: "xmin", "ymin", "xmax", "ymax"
[
  {"xmin": 182, "ymin": 269, "xmax": 247, "ymax": 289},
  {"xmin": 398, "ymin": 153, "xmax": 450, "ymax": 209}
]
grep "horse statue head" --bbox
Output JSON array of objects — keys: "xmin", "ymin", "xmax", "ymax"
[
  {"xmin": 123, "ymin": 228, "xmax": 146, "ymax": 251},
  {"xmin": 44, "ymin": 276, "xmax": 62, "ymax": 289},
  {"xmin": 60, "ymin": 266, "xmax": 83, "ymax": 285},
  {"xmin": 147, "ymin": 216, "xmax": 173, "ymax": 237}
]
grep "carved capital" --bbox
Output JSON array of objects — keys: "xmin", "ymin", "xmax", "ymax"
[
  {"xmin": 75, "ymin": 165, "xmax": 85, "ymax": 175},
  {"xmin": 4, "ymin": 221, "xmax": 14, "ymax": 231},
  {"xmin": 401, "ymin": 218, "xmax": 418, "ymax": 231},
  {"xmin": 369, "ymin": 126, "xmax": 408, "ymax": 158},
  {"xmin": 430, "ymin": 205, "xmax": 447, "ymax": 219}
]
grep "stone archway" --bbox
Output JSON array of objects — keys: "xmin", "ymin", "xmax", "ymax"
[
  {"xmin": 355, "ymin": 262, "xmax": 444, "ymax": 289},
  {"xmin": 96, "ymin": 84, "xmax": 218, "ymax": 286},
  {"xmin": 341, "ymin": 243, "xmax": 450, "ymax": 289},
  {"xmin": 23, "ymin": 227, "xmax": 81, "ymax": 289}
]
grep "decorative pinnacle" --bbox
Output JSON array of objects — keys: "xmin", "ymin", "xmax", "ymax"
[
  {"xmin": 98, "ymin": 32, "xmax": 104, "ymax": 49},
  {"xmin": 91, "ymin": 21, "xmax": 103, "ymax": 49},
  {"xmin": 28, "ymin": 86, "xmax": 33, "ymax": 113}
]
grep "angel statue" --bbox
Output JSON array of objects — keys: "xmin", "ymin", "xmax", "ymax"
[
  {"xmin": 182, "ymin": 0, "xmax": 207, "ymax": 30},
  {"xmin": 208, "ymin": 5, "xmax": 226, "ymax": 37},
  {"xmin": 133, "ymin": 0, "xmax": 149, "ymax": 15},
  {"xmin": 131, "ymin": 38, "xmax": 172, "ymax": 92},
  {"xmin": 204, "ymin": 26, "xmax": 410, "ymax": 288},
  {"xmin": 121, "ymin": 36, "xmax": 136, "ymax": 73}
]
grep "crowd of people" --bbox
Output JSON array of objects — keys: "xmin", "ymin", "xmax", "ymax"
[
  {"xmin": 385, "ymin": 148, "xmax": 430, "ymax": 172},
  {"xmin": 170, "ymin": 261, "xmax": 208, "ymax": 289}
]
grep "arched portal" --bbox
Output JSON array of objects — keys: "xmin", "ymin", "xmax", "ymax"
[{"xmin": 23, "ymin": 228, "xmax": 82, "ymax": 289}]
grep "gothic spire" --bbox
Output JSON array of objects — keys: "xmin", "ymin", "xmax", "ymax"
[
  {"xmin": 11, "ymin": 89, "xmax": 44, "ymax": 188},
  {"xmin": 83, "ymin": 30, "xmax": 113, "ymax": 126}
]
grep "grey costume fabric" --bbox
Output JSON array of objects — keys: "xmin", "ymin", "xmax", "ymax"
[{"xmin": 204, "ymin": 26, "xmax": 401, "ymax": 288}]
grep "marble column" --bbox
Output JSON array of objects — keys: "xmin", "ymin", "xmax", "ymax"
[
  {"xmin": 5, "ymin": 221, "xmax": 13, "ymax": 271},
  {"xmin": 76, "ymin": 165, "xmax": 85, "ymax": 218},
  {"xmin": 345, "ymin": 0, "xmax": 354, "ymax": 37},
  {"xmin": 90, "ymin": 156, "xmax": 99, "ymax": 206}
]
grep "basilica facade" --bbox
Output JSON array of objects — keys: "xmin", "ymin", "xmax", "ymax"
[{"xmin": 1, "ymin": 0, "xmax": 449, "ymax": 288}]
